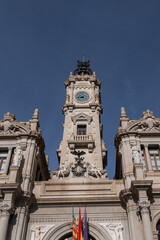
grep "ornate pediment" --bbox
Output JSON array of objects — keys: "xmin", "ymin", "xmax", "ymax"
[
  {"xmin": 0, "ymin": 112, "xmax": 30, "ymax": 135},
  {"xmin": 72, "ymin": 113, "xmax": 92, "ymax": 124},
  {"xmin": 126, "ymin": 110, "xmax": 160, "ymax": 132}
]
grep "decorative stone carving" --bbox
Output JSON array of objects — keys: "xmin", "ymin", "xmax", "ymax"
[
  {"xmin": 121, "ymin": 107, "xmax": 127, "ymax": 118},
  {"xmin": 138, "ymin": 200, "xmax": 150, "ymax": 210},
  {"xmin": 99, "ymin": 223, "xmax": 124, "ymax": 240},
  {"xmin": 32, "ymin": 108, "xmax": 39, "ymax": 120},
  {"xmin": 126, "ymin": 110, "xmax": 160, "ymax": 132},
  {"xmin": 31, "ymin": 225, "xmax": 53, "ymax": 240},
  {"xmin": 52, "ymin": 151, "xmax": 107, "ymax": 179},
  {"xmin": 132, "ymin": 146, "xmax": 140, "ymax": 164},
  {"xmin": 0, "ymin": 203, "xmax": 14, "ymax": 217},
  {"xmin": 12, "ymin": 148, "xmax": 23, "ymax": 167},
  {"xmin": 0, "ymin": 112, "xmax": 29, "ymax": 134},
  {"xmin": 65, "ymin": 94, "xmax": 70, "ymax": 103},
  {"xmin": 119, "ymin": 189, "xmax": 133, "ymax": 207},
  {"xmin": 87, "ymin": 162, "xmax": 107, "ymax": 178},
  {"xmin": 88, "ymin": 143, "xmax": 94, "ymax": 153},
  {"xmin": 143, "ymin": 109, "xmax": 154, "ymax": 119},
  {"xmin": 138, "ymin": 200, "xmax": 150, "ymax": 216},
  {"xmin": 3, "ymin": 112, "xmax": 15, "ymax": 121},
  {"xmin": 71, "ymin": 150, "xmax": 86, "ymax": 177},
  {"xmin": 95, "ymin": 87, "xmax": 100, "ymax": 104},
  {"xmin": 72, "ymin": 113, "xmax": 92, "ymax": 125},
  {"xmin": 52, "ymin": 162, "xmax": 71, "ymax": 179}
]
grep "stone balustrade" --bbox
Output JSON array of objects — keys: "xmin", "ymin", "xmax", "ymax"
[{"xmin": 73, "ymin": 134, "xmax": 93, "ymax": 141}]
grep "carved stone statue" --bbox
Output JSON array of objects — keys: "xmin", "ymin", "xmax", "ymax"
[
  {"xmin": 12, "ymin": 148, "xmax": 23, "ymax": 167},
  {"xmin": 88, "ymin": 162, "xmax": 107, "ymax": 178},
  {"xmin": 132, "ymin": 146, "xmax": 140, "ymax": 164},
  {"xmin": 57, "ymin": 162, "xmax": 67, "ymax": 178},
  {"xmin": 52, "ymin": 162, "xmax": 71, "ymax": 179}
]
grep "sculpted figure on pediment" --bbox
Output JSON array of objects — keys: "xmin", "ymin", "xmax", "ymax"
[
  {"xmin": 0, "ymin": 112, "xmax": 30, "ymax": 134},
  {"xmin": 51, "ymin": 162, "xmax": 72, "ymax": 179},
  {"xmin": 87, "ymin": 162, "xmax": 107, "ymax": 178},
  {"xmin": 127, "ymin": 110, "xmax": 160, "ymax": 132}
]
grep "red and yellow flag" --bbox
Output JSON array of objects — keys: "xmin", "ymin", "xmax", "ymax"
[
  {"xmin": 77, "ymin": 208, "xmax": 83, "ymax": 240},
  {"xmin": 72, "ymin": 208, "xmax": 77, "ymax": 240}
]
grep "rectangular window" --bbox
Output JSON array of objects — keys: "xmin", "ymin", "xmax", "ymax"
[
  {"xmin": 149, "ymin": 148, "xmax": 160, "ymax": 171},
  {"xmin": 141, "ymin": 148, "xmax": 147, "ymax": 171},
  {"xmin": 0, "ymin": 151, "xmax": 8, "ymax": 173},
  {"xmin": 77, "ymin": 125, "xmax": 86, "ymax": 135}
]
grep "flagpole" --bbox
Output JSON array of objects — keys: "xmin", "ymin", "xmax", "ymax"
[{"xmin": 83, "ymin": 207, "xmax": 89, "ymax": 240}]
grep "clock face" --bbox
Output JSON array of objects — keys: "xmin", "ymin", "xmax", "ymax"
[{"xmin": 75, "ymin": 92, "xmax": 89, "ymax": 102}]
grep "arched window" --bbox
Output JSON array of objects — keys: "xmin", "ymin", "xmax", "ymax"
[{"xmin": 156, "ymin": 219, "xmax": 160, "ymax": 240}]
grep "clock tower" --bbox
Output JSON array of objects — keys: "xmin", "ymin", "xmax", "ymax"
[{"xmin": 56, "ymin": 61, "xmax": 107, "ymax": 176}]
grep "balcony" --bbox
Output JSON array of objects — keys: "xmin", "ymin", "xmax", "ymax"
[{"xmin": 68, "ymin": 134, "xmax": 94, "ymax": 152}]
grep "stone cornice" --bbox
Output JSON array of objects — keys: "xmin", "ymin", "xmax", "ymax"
[{"xmin": 64, "ymin": 72, "xmax": 101, "ymax": 87}]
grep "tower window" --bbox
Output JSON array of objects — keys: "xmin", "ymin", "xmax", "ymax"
[
  {"xmin": 0, "ymin": 151, "xmax": 8, "ymax": 173},
  {"xmin": 149, "ymin": 148, "xmax": 160, "ymax": 171},
  {"xmin": 77, "ymin": 125, "xmax": 86, "ymax": 135},
  {"xmin": 141, "ymin": 146, "xmax": 160, "ymax": 171}
]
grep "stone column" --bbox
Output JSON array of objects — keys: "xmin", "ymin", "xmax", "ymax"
[
  {"xmin": 65, "ymin": 86, "xmax": 69, "ymax": 104},
  {"xmin": 120, "ymin": 190, "xmax": 139, "ymax": 240},
  {"xmin": 91, "ymin": 82, "xmax": 95, "ymax": 103},
  {"xmin": 0, "ymin": 204, "xmax": 12, "ymax": 240},
  {"xmin": 144, "ymin": 145, "xmax": 152, "ymax": 171},
  {"xmin": 70, "ymin": 82, "xmax": 73, "ymax": 104},
  {"xmin": 3, "ymin": 147, "xmax": 12, "ymax": 174},
  {"xmin": 15, "ymin": 207, "xmax": 26, "ymax": 240},
  {"xmin": 139, "ymin": 201, "xmax": 154, "ymax": 240},
  {"xmin": 127, "ymin": 200, "xmax": 139, "ymax": 240},
  {"xmin": 73, "ymin": 122, "xmax": 76, "ymax": 135},
  {"xmin": 23, "ymin": 140, "xmax": 36, "ymax": 192}
]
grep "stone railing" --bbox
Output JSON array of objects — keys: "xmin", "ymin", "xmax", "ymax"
[
  {"xmin": 73, "ymin": 135, "xmax": 93, "ymax": 141},
  {"xmin": 68, "ymin": 134, "xmax": 94, "ymax": 151}
]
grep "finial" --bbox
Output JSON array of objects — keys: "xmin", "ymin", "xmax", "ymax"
[
  {"xmin": 121, "ymin": 107, "xmax": 127, "ymax": 118},
  {"xmin": 3, "ymin": 112, "xmax": 15, "ymax": 121},
  {"xmin": 32, "ymin": 108, "xmax": 39, "ymax": 120},
  {"xmin": 143, "ymin": 109, "xmax": 154, "ymax": 119},
  {"xmin": 120, "ymin": 107, "xmax": 129, "ymax": 128}
]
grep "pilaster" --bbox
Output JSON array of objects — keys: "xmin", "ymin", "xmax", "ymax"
[
  {"xmin": 138, "ymin": 201, "xmax": 154, "ymax": 240},
  {"xmin": 0, "ymin": 204, "xmax": 14, "ymax": 240}
]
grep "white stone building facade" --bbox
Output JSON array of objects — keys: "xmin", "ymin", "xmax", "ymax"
[{"xmin": 0, "ymin": 61, "xmax": 159, "ymax": 240}]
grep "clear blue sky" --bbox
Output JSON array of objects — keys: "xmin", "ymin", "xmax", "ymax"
[{"xmin": 0, "ymin": 0, "xmax": 160, "ymax": 178}]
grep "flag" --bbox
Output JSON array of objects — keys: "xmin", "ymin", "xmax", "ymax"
[
  {"xmin": 77, "ymin": 208, "xmax": 83, "ymax": 240},
  {"xmin": 72, "ymin": 208, "xmax": 77, "ymax": 240},
  {"xmin": 83, "ymin": 208, "xmax": 88, "ymax": 240}
]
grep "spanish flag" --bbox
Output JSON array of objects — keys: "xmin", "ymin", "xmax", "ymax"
[
  {"xmin": 77, "ymin": 208, "xmax": 83, "ymax": 240},
  {"xmin": 72, "ymin": 208, "xmax": 77, "ymax": 240}
]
